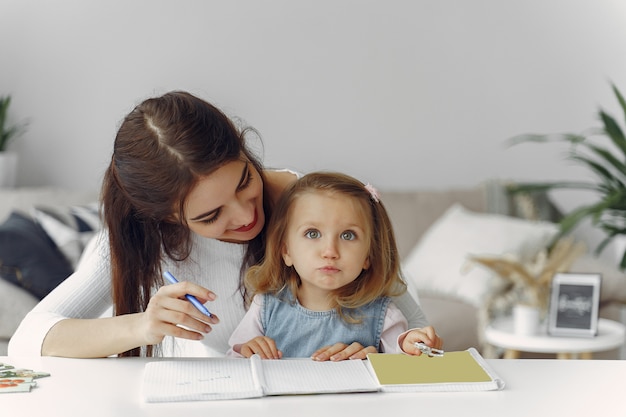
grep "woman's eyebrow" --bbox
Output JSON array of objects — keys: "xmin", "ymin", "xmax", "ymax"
[
  {"xmin": 189, "ymin": 162, "xmax": 249, "ymax": 222},
  {"xmin": 237, "ymin": 161, "xmax": 250, "ymax": 188}
]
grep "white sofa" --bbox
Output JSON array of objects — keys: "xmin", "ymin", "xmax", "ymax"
[
  {"xmin": 0, "ymin": 187, "xmax": 98, "ymax": 355},
  {"xmin": 2, "ymin": 184, "xmax": 625, "ymax": 358}
]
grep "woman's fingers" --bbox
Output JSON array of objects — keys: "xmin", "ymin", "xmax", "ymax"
[
  {"xmin": 143, "ymin": 283, "xmax": 219, "ymax": 343},
  {"xmin": 159, "ymin": 280, "xmax": 217, "ymax": 305}
]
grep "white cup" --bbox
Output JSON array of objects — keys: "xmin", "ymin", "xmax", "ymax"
[{"xmin": 513, "ymin": 304, "xmax": 540, "ymax": 335}]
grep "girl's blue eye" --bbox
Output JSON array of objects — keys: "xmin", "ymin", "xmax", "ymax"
[
  {"xmin": 341, "ymin": 231, "xmax": 356, "ymax": 241},
  {"xmin": 305, "ymin": 229, "xmax": 321, "ymax": 239}
]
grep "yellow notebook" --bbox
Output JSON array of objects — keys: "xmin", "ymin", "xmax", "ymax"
[{"xmin": 367, "ymin": 348, "xmax": 505, "ymax": 392}]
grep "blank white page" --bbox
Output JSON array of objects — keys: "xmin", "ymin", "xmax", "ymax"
[
  {"xmin": 142, "ymin": 359, "xmax": 263, "ymax": 402},
  {"xmin": 260, "ymin": 359, "xmax": 379, "ymax": 395}
]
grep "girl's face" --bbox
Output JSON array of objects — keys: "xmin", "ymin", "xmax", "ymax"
[
  {"xmin": 281, "ymin": 191, "xmax": 371, "ymax": 298},
  {"xmin": 183, "ymin": 159, "xmax": 265, "ymax": 243}
]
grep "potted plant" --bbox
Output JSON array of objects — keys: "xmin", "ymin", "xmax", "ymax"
[
  {"xmin": 0, "ymin": 95, "xmax": 28, "ymax": 187},
  {"xmin": 507, "ymin": 83, "xmax": 626, "ymax": 269},
  {"xmin": 469, "ymin": 238, "xmax": 586, "ymax": 335}
]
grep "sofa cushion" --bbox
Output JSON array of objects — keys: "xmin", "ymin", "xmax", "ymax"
[
  {"xmin": 31, "ymin": 203, "xmax": 101, "ymax": 268},
  {"xmin": 0, "ymin": 211, "xmax": 74, "ymax": 299},
  {"xmin": 568, "ymin": 254, "xmax": 626, "ymax": 304},
  {"xmin": 402, "ymin": 204, "xmax": 559, "ymax": 307},
  {"xmin": 0, "ymin": 187, "xmax": 99, "ymax": 223}
]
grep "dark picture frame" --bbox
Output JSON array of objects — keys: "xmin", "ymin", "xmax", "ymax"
[{"xmin": 548, "ymin": 273, "xmax": 601, "ymax": 337}]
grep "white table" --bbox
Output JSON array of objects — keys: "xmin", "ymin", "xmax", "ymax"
[
  {"xmin": 485, "ymin": 317, "xmax": 626, "ymax": 359},
  {"xmin": 2, "ymin": 355, "xmax": 625, "ymax": 417}
]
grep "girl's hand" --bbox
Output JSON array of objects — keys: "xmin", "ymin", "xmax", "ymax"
[
  {"xmin": 311, "ymin": 342, "xmax": 377, "ymax": 361},
  {"xmin": 400, "ymin": 326, "xmax": 443, "ymax": 356},
  {"xmin": 240, "ymin": 336, "xmax": 282, "ymax": 359},
  {"xmin": 141, "ymin": 280, "xmax": 218, "ymax": 345}
]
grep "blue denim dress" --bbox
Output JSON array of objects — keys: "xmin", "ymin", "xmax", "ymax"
[{"xmin": 261, "ymin": 289, "xmax": 391, "ymax": 358}]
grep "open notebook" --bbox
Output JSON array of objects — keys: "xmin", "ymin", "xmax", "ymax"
[{"xmin": 142, "ymin": 348, "xmax": 504, "ymax": 402}]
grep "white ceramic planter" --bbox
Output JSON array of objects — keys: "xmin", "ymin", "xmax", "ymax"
[
  {"xmin": 610, "ymin": 235, "xmax": 626, "ymax": 267},
  {"xmin": 513, "ymin": 304, "xmax": 541, "ymax": 335},
  {"xmin": 0, "ymin": 151, "xmax": 18, "ymax": 188}
]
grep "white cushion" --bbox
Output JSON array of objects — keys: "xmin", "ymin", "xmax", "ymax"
[
  {"xmin": 402, "ymin": 204, "xmax": 559, "ymax": 307},
  {"xmin": 31, "ymin": 203, "xmax": 101, "ymax": 269}
]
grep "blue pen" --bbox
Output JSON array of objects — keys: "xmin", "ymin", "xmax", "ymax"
[{"xmin": 163, "ymin": 271, "xmax": 213, "ymax": 318}]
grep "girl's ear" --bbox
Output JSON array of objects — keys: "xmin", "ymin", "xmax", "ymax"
[
  {"xmin": 362, "ymin": 256, "xmax": 370, "ymax": 270},
  {"xmin": 282, "ymin": 244, "xmax": 293, "ymax": 267}
]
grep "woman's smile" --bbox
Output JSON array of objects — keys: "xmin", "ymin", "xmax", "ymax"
[{"xmin": 234, "ymin": 209, "xmax": 258, "ymax": 233}]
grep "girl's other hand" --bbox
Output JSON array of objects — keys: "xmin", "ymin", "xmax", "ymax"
[
  {"xmin": 400, "ymin": 326, "xmax": 443, "ymax": 356},
  {"xmin": 239, "ymin": 336, "xmax": 282, "ymax": 359},
  {"xmin": 311, "ymin": 342, "xmax": 377, "ymax": 361}
]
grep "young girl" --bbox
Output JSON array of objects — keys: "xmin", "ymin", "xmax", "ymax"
[{"xmin": 228, "ymin": 172, "xmax": 442, "ymax": 360}]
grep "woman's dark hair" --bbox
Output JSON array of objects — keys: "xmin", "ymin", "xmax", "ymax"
[{"xmin": 102, "ymin": 91, "xmax": 268, "ymax": 357}]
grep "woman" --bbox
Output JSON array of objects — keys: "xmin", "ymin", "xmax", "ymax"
[{"xmin": 9, "ymin": 91, "xmax": 435, "ymax": 358}]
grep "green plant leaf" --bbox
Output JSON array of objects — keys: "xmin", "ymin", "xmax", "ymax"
[
  {"xmin": 559, "ymin": 204, "xmax": 602, "ymax": 235},
  {"xmin": 508, "ymin": 181, "xmax": 599, "ymax": 194},
  {"xmin": 568, "ymin": 153, "xmax": 614, "ymax": 184},
  {"xmin": 612, "ymin": 83, "xmax": 626, "ymax": 129},
  {"xmin": 508, "ymin": 83, "xmax": 626, "ymax": 270},
  {"xmin": 506, "ymin": 133, "xmax": 586, "ymax": 148},
  {"xmin": 600, "ymin": 110, "xmax": 626, "ymax": 155},
  {"xmin": 0, "ymin": 95, "xmax": 28, "ymax": 151},
  {"xmin": 586, "ymin": 143, "xmax": 626, "ymax": 180}
]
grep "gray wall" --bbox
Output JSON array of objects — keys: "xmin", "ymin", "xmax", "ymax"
[{"xmin": 2, "ymin": 0, "xmax": 626, "ymax": 208}]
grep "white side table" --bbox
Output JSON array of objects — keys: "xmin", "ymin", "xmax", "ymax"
[{"xmin": 485, "ymin": 317, "xmax": 626, "ymax": 359}]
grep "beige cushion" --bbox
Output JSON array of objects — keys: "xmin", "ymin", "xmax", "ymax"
[{"xmin": 569, "ymin": 254, "xmax": 626, "ymax": 304}]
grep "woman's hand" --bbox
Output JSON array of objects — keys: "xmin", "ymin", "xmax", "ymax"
[
  {"xmin": 141, "ymin": 280, "xmax": 219, "ymax": 345},
  {"xmin": 239, "ymin": 336, "xmax": 282, "ymax": 359},
  {"xmin": 311, "ymin": 342, "xmax": 377, "ymax": 361},
  {"xmin": 400, "ymin": 326, "xmax": 443, "ymax": 356}
]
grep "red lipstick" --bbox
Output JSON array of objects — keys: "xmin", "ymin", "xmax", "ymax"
[{"xmin": 234, "ymin": 209, "xmax": 258, "ymax": 233}]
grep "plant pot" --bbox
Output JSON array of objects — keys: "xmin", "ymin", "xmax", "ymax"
[
  {"xmin": 610, "ymin": 234, "xmax": 626, "ymax": 268},
  {"xmin": 513, "ymin": 304, "xmax": 541, "ymax": 335},
  {"xmin": 0, "ymin": 151, "xmax": 18, "ymax": 188}
]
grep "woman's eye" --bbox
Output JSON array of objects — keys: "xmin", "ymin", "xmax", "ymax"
[
  {"xmin": 201, "ymin": 210, "xmax": 220, "ymax": 224},
  {"xmin": 341, "ymin": 231, "xmax": 356, "ymax": 241},
  {"xmin": 304, "ymin": 229, "xmax": 321, "ymax": 239}
]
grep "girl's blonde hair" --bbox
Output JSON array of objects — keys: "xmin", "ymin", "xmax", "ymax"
[{"xmin": 245, "ymin": 171, "xmax": 406, "ymax": 321}]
